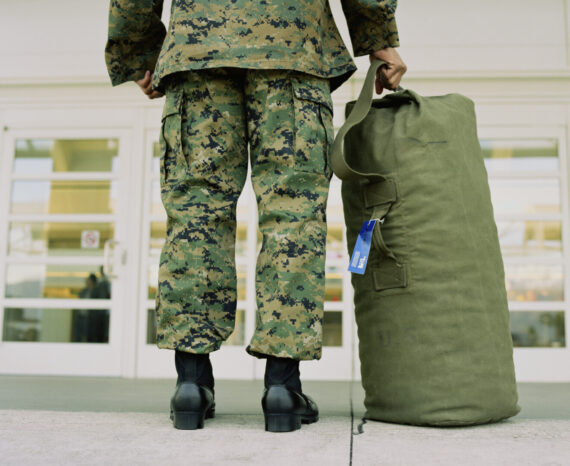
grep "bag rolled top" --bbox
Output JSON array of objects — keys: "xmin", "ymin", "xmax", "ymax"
[{"xmin": 332, "ymin": 60, "xmax": 521, "ymax": 426}]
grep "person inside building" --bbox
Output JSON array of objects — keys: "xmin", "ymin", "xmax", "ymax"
[{"xmin": 105, "ymin": 0, "xmax": 406, "ymax": 432}]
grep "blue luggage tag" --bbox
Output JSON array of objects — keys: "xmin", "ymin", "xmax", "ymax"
[{"xmin": 348, "ymin": 219, "xmax": 378, "ymax": 275}]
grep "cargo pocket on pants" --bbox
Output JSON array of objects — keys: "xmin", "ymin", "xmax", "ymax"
[
  {"xmin": 291, "ymin": 76, "xmax": 334, "ymax": 179},
  {"xmin": 160, "ymin": 89, "xmax": 189, "ymax": 188}
]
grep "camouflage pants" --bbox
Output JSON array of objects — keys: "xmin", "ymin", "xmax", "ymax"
[{"xmin": 156, "ymin": 68, "xmax": 333, "ymax": 360}]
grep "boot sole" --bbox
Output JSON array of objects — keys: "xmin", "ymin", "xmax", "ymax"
[
  {"xmin": 264, "ymin": 413, "xmax": 319, "ymax": 433},
  {"xmin": 171, "ymin": 407, "xmax": 215, "ymax": 430}
]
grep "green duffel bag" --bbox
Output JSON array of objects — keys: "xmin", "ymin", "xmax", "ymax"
[{"xmin": 331, "ymin": 61, "xmax": 521, "ymax": 426}]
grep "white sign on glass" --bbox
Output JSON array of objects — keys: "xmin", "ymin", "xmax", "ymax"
[{"xmin": 81, "ymin": 230, "xmax": 100, "ymax": 249}]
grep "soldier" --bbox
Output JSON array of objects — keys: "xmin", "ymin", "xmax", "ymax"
[{"xmin": 106, "ymin": 0, "xmax": 406, "ymax": 432}]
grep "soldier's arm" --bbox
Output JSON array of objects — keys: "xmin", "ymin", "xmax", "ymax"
[
  {"xmin": 341, "ymin": 0, "xmax": 406, "ymax": 93},
  {"xmin": 340, "ymin": 0, "xmax": 400, "ymax": 55},
  {"xmin": 104, "ymin": 0, "xmax": 166, "ymax": 87}
]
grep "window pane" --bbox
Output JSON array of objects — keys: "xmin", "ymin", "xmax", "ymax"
[
  {"xmin": 497, "ymin": 221, "xmax": 562, "ymax": 259},
  {"xmin": 505, "ymin": 264, "xmax": 564, "ymax": 302},
  {"xmin": 13, "ymin": 139, "xmax": 119, "ymax": 174},
  {"xmin": 481, "ymin": 139, "xmax": 558, "ymax": 173},
  {"xmin": 148, "ymin": 222, "xmax": 164, "ymax": 300},
  {"xmin": 325, "ymin": 273, "xmax": 343, "ymax": 302},
  {"xmin": 5, "ymin": 264, "xmax": 111, "ymax": 299},
  {"xmin": 489, "ymin": 179, "xmax": 560, "ymax": 215},
  {"xmin": 510, "ymin": 311, "xmax": 565, "ymax": 348},
  {"xmin": 236, "ymin": 221, "xmax": 247, "ymax": 256},
  {"xmin": 147, "ymin": 309, "xmax": 157, "ymax": 344},
  {"xmin": 148, "ymin": 262, "xmax": 158, "ymax": 300},
  {"xmin": 151, "ymin": 181, "xmax": 164, "ymax": 215},
  {"xmin": 323, "ymin": 311, "xmax": 342, "ymax": 347},
  {"xmin": 3, "ymin": 308, "xmax": 109, "ymax": 343},
  {"xmin": 8, "ymin": 222, "xmax": 114, "ymax": 257},
  {"xmin": 327, "ymin": 223, "xmax": 344, "ymax": 261},
  {"xmin": 237, "ymin": 264, "xmax": 247, "ymax": 301},
  {"xmin": 11, "ymin": 180, "xmax": 118, "ymax": 214},
  {"xmin": 152, "ymin": 142, "xmax": 161, "ymax": 175},
  {"xmin": 149, "ymin": 221, "xmax": 165, "ymax": 256}
]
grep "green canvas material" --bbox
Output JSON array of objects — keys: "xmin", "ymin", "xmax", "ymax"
[{"xmin": 331, "ymin": 61, "xmax": 521, "ymax": 426}]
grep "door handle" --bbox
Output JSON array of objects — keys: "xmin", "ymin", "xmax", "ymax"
[{"xmin": 103, "ymin": 239, "xmax": 119, "ymax": 279}]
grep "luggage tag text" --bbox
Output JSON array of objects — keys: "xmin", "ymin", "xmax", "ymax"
[{"xmin": 348, "ymin": 219, "xmax": 378, "ymax": 275}]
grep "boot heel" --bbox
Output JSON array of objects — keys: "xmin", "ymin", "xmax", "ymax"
[
  {"xmin": 265, "ymin": 413, "xmax": 302, "ymax": 433},
  {"xmin": 172, "ymin": 411, "xmax": 205, "ymax": 430}
]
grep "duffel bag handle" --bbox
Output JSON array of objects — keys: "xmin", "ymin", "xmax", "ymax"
[{"xmin": 330, "ymin": 60, "xmax": 398, "ymax": 181}]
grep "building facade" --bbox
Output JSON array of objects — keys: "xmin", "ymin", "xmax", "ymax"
[{"xmin": 0, "ymin": 0, "xmax": 569, "ymax": 381}]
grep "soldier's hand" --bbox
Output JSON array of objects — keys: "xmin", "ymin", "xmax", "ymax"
[
  {"xmin": 136, "ymin": 70, "xmax": 164, "ymax": 99},
  {"xmin": 369, "ymin": 48, "xmax": 407, "ymax": 94}
]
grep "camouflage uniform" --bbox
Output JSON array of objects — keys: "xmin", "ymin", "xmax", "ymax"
[
  {"xmin": 105, "ymin": 0, "xmax": 400, "ymax": 360},
  {"xmin": 105, "ymin": 0, "xmax": 400, "ymax": 92}
]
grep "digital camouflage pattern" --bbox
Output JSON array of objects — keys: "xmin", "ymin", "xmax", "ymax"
[
  {"xmin": 156, "ymin": 68, "xmax": 333, "ymax": 359},
  {"xmin": 106, "ymin": 0, "xmax": 400, "ymax": 92}
]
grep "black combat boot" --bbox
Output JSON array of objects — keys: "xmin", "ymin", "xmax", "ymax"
[
  {"xmin": 262, "ymin": 356, "xmax": 319, "ymax": 432},
  {"xmin": 170, "ymin": 350, "xmax": 215, "ymax": 430}
]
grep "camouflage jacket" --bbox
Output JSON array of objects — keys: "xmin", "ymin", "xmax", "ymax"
[{"xmin": 105, "ymin": 0, "xmax": 399, "ymax": 92}]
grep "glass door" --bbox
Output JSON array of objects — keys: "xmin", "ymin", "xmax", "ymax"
[
  {"xmin": 479, "ymin": 127, "xmax": 570, "ymax": 381},
  {"xmin": 0, "ymin": 131, "xmax": 130, "ymax": 376}
]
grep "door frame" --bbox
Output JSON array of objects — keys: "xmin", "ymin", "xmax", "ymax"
[{"xmin": 0, "ymin": 114, "xmax": 136, "ymax": 376}]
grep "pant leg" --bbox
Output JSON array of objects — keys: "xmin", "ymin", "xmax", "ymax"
[
  {"xmin": 245, "ymin": 70, "xmax": 334, "ymax": 360},
  {"xmin": 156, "ymin": 69, "xmax": 248, "ymax": 354}
]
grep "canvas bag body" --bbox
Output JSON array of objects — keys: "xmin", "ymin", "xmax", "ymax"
[{"xmin": 333, "ymin": 62, "xmax": 521, "ymax": 426}]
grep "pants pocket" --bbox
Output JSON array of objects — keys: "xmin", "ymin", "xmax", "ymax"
[
  {"xmin": 291, "ymin": 75, "xmax": 334, "ymax": 179},
  {"xmin": 160, "ymin": 89, "xmax": 188, "ymax": 187}
]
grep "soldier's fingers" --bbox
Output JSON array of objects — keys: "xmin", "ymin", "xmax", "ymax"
[
  {"xmin": 375, "ymin": 76, "xmax": 384, "ymax": 94},
  {"xmin": 376, "ymin": 67, "xmax": 391, "ymax": 92},
  {"xmin": 147, "ymin": 91, "xmax": 164, "ymax": 100},
  {"xmin": 381, "ymin": 65, "xmax": 406, "ymax": 90},
  {"xmin": 136, "ymin": 70, "xmax": 152, "ymax": 88}
]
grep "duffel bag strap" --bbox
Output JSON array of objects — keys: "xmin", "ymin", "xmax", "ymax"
[{"xmin": 330, "ymin": 59, "xmax": 387, "ymax": 181}]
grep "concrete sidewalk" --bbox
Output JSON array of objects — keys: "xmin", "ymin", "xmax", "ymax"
[{"xmin": 0, "ymin": 377, "xmax": 569, "ymax": 465}]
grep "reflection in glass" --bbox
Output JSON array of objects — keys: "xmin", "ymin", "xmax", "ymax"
[
  {"xmin": 489, "ymin": 179, "xmax": 560, "ymax": 215},
  {"xmin": 481, "ymin": 139, "xmax": 558, "ymax": 173},
  {"xmin": 327, "ymin": 224, "xmax": 344, "ymax": 261},
  {"xmin": 152, "ymin": 142, "xmax": 161, "ymax": 175},
  {"xmin": 146, "ymin": 309, "xmax": 246, "ymax": 346},
  {"xmin": 147, "ymin": 309, "xmax": 157, "ymax": 344},
  {"xmin": 13, "ymin": 139, "xmax": 119, "ymax": 174},
  {"xmin": 11, "ymin": 180, "xmax": 118, "ymax": 215},
  {"xmin": 149, "ymin": 221, "xmax": 166, "ymax": 256},
  {"xmin": 5, "ymin": 265, "xmax": 112, "ymax": 299},
  {"xmin": 151, "ymin": 181, "xmax": 165, "ymax": 215},
  {"xmin": 323, "ymin": 311, "xmax": 342, "ymax": 347},
  {"xmin": 510, "ymin": 311, "xmax": 565, "ymax": 347},
  {"xmin": 326, "ymin": 203, "xmax": 344, "ymax": 221},
  {"xmin": 8, "ymin": 222, "xmax": 114, "ymax": 257},
  {"xmin": 497, "ymin": 221, "xmax": 562, "ymax": 259},
  {"xmin": 236, "ymin": 222, "xmax": 247, "ymax": 256},
  {"xmin": 505, "ymin": 264, "xmax": 564, "ymax": 302},
  {"xmin": 237, "ymin": 264, "xmax": 247, "ymax": 301},
  {"xmin": 236, "ymin": 191, "xmax": 250, "ymax": 220},
  {"xmin": 148, "ymin": 263, "xmax": 159, "ymax": 300},
  {"xmin": 3, "ymin": 308, "xmax": 109, "ymax": 343},
  {"xmin": 325, "ymin": 274, "xmax": 343, "ymax": 302}
]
